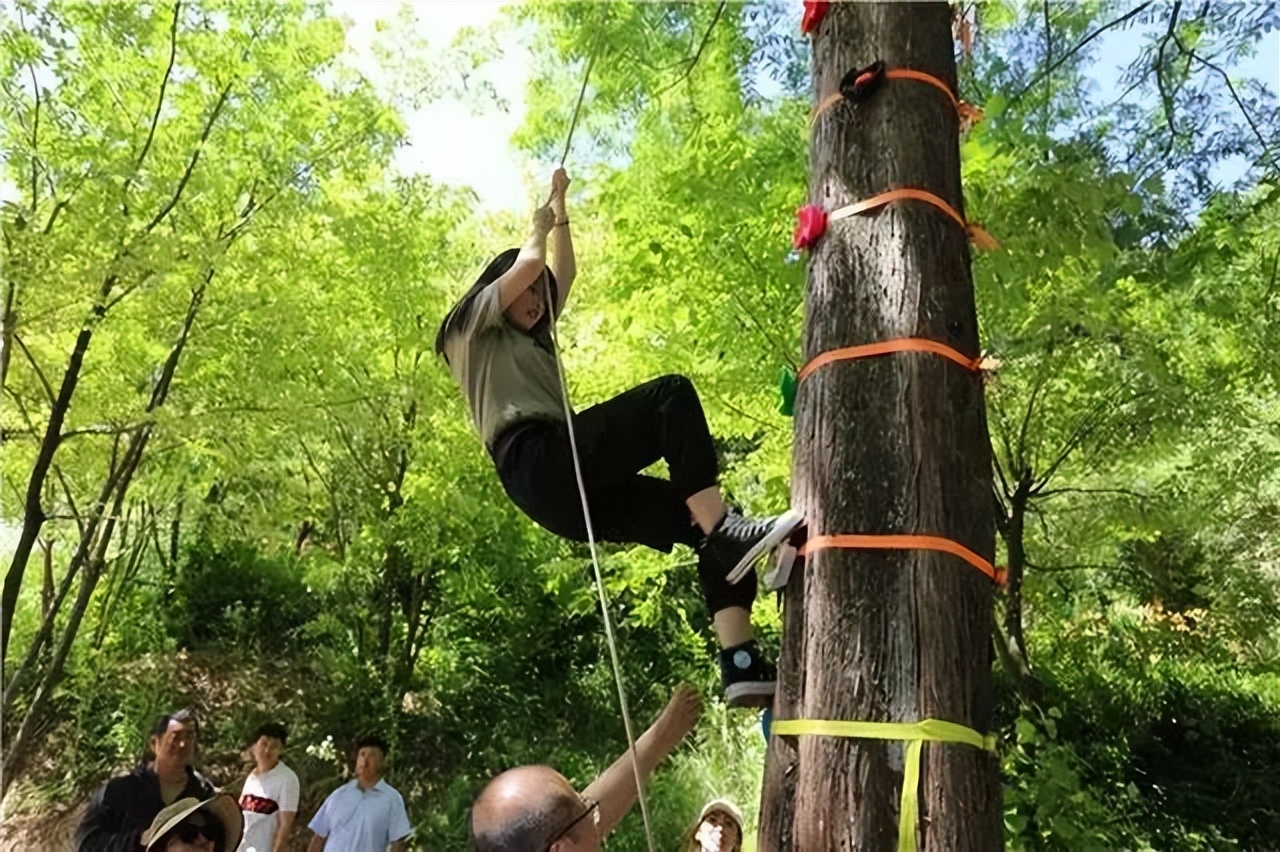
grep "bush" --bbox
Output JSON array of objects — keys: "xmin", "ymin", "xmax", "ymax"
[
  {"xmin": 167, "ymin": 540, "xmax": 317, "ymax": 653},
  {"xmin": 1002, "ymin": 607, "xmax": 1280, "ymax": 852}
]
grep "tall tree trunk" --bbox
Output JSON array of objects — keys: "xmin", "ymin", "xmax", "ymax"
[
  {"xmin": 994, "ymin": 480, "xmax": 1041, "ymax": 704},
  {"xmin": 1001, "ymin": 488, "xmax": 1031, "ymax": 665},
  {"xmin": 761, "ymin": 4, "xmax": 1000, "ymax": 851},
  {"xmin": 39, "ymin": 539, "xmax": 54, "ymax": 619},
  {"xmin": 0, "ymin": 271, "xmax": 15, "ymax": 392},
  {"xmin": 169, "ymin": 494, "xmax": 183, "ymax": 568}
]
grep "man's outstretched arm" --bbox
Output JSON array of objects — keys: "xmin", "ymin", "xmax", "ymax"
[{"xmin": 584, "ymin": 684, "xmax": 702, "ymax": 836}]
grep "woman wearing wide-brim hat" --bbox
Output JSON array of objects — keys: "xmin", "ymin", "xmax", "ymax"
[{"xmin": 141, "ymin": 793, "xmax": 243, "ymax": 852}]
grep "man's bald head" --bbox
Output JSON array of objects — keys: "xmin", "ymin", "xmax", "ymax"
[{"xmin": 470, "ymin": 765, "xmax": 584, "ymax": 852}]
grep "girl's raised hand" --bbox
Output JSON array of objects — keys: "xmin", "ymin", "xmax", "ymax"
[{"xmin": 532, "ymin": 202, "xmax": 556, "ymax": 236}]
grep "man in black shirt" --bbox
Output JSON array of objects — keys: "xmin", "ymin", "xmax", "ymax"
[{"xmin": 75, "ymin": 708, "xmax": 216, "ymax": 852}]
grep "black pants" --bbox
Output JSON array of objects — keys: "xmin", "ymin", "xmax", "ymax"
[{"xmin": 493, "ymin": 374, "xmax": 756, "ymax": 614}]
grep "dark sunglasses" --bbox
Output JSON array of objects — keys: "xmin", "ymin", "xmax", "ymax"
[
  {"xmin": 543, "ymin": 797, "xmax": 599, "ymax": 851},
  {"xmin": 171, "ymin": 814, "xmax": 224, "ymax": 848}
]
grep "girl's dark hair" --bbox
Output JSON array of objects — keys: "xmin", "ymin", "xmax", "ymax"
[{"xmin": 435, "ymin": 249, "xmax": 558, "ymax": 363}]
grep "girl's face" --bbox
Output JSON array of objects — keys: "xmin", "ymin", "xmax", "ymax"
[
  {"xmin": 695, "ymin": 812, "xmax": 742, "ymax": 852},
  {"xmin": 504, "ymin": 278, "xmax": 546, "ymax": 331}
]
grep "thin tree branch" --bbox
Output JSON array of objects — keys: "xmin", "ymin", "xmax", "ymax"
[
  {"xmin": 124, "ymin": 1, "xmax": 181, "ymax": 212},
  {"xmin": 17, "ymin": 6, "xmax": 42, "ymax": 216},
  {"xmin": 41, "ymin": 199, "xmax": 69, "ymax": 236},
  {"xmin": 334, "ymin": 419, "xmax": 381, "ymax": 486},
  {"xmin": 1036, "ymin": 485, "xmax": 1151, "ymax": 500},
  {"xmin": 991, "ymin": 393, "xmax": 1018, "ymax": 488},
  {"xmin": 1105, "ymin": 74, "xmax": 1150, "ymax": 112},
  {"xmin": 992, "ymin": 454, "xmax": 1013, "ymax": 503},
  {"xmin": 1025, "ymin": 499, "xmax": 1053, "ymax": 540},
  {"xmin": 52, "ymin": 466, "xmax": 85, "ymax": 538},
  {"xmin": 1171, "ymin": 31, "xmax": 1279, "ymax": 173},
  {"xmin": 191, "ymin": 394, "xmax": 383, "ymax": 418},
  {"xmin": 1016, "ymin": 368, "xmax": 1050, "ymax": 474},
  {"xmin": 0, "ymin": 384, "xmax": 86, "ymax": 539},
  {"xmin": 99, "ymin": 269, "xmax": 161, "ymax": 315},
  {"xmin": 655, "ymin": 0, "xmax": 728, "ymax": 98},
  {"xmin": 1034, "ymin": 386, "xmax": 1153, "ymax": 493},
  {"xmin": 1012, "ymin": 1, "xmax": 1156, "ymax": 104},
  {"xmin": 1026, "ymin": 560, "xmax": 1117, "ymax": 573},
  {"xmin": 1041, "ymin": 0, "xmax": 1053, "ymax": 110},
  {"xmin": 710, "ymin": 391, "xmax": 772, "ymax": 430},
  {"xmin": 726, "ymin": 238, "xmax": 799, "ymax": 371},
  {"xmin": 1153, "ymin": 2, "xmax": 1185, "ymax": 164},
  {"xmin": 12, "ymin": 333, "xmax": 55, "ymax": 407},
  {"xmin": 59, "ymin": 422, "xmax": 151, "ymax": 441},
  {"xmin": 139, "ymin": 81, "xmax": 233, "ymax": 238}
]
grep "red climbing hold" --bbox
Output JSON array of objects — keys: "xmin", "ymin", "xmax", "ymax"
[
  {"xmin": 793, "ymin": 205, "xmax": 828, "ymax": 250},
  {"xmin": 801, "ymin": 1, "xmax": 830, "ymax": 35}
]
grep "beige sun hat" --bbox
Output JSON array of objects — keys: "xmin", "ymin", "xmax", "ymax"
[
  {"xmin": 142, "ymin": 794, "xmax": 244, "ymax": 851},
  {"xmin": 698, "ymin": 797, "xmax": 744, "ymax": 827}
]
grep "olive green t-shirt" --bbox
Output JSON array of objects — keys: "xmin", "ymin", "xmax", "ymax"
[{"xmin": 441, "ymin": 280, "xmax": 566, "ymax": 448}]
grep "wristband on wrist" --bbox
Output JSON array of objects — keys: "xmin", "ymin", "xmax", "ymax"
[{"xmin": 554, "ymin": 218, "xmax": 570, "ymax": 227}]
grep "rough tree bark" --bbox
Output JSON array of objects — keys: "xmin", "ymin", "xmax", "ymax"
[{"xmin": 760, "ymin": 4, "xmax": 1001, "ymax": 851}]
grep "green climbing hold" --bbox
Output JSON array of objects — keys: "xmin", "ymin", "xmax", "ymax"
[{"xmin": 779, "ymin": 367, "xmax": 797, "ymax": 417}]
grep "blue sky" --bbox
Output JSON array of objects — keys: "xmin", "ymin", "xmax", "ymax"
[{"xmin": 338, "ymin": 1, "xmax": 1277, "ymax": 213}]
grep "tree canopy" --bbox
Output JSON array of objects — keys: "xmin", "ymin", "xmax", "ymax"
[{"xmin": 2, "ymin": 2, "xmax": 1276, "ymax": 850}]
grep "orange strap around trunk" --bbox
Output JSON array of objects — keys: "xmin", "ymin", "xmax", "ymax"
[
  {"xmin": 830, "ymin": 187, "xmax": 1000, "ymax": 250},
  {"xmin": 812, "ymin": 68, "xmax": 958, "ymax": 125},
  {"xmin": 797, "ymin": 337, "xmax": 981, "ymax": 383},
  {"xmin": 801, "ymin": 533, "xmax": 1005, "ymax": 584}
]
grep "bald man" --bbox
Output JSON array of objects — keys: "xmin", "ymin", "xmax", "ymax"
[{"xmin": 469, "ymin": 685, "xmax": 702, "ymax": 852}]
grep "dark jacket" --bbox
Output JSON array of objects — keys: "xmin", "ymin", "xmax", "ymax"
[{"xmin": 74, "ymin": 765, "xmax": 215, "ymax": 852}]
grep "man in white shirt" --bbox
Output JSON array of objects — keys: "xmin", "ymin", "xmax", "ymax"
[
  {"xmin": 236, "ymin": 722, "xmax": 300, "ymax": 852},
  {"xmin": 307, "ymin": 735, "xmax": 411, "ymax": 852}
]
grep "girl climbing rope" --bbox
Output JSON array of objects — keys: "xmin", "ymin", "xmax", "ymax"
[{"xmin": 434, "ymin": 168, "xmax": 800, "ymax": 707}]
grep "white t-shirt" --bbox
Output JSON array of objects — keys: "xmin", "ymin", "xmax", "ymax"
[
  {"xmin": 308, "ymin": 778, "xmax": 412, "ymax": 852},
  {"xmin": 236, "ymin": 761, "xmax": 300, "ymax": 852}
]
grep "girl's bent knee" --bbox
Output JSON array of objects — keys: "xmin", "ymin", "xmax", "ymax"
[{"xmin": 658, "ymin": 373, "xmax": 697, "ymax": 401}]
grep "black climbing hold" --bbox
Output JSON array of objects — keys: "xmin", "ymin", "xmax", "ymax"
[{"xmin": 839, "ymin": 60, "xmax": 886, "ymax": 103}]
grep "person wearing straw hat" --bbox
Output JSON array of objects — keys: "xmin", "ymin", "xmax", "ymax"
[
  {"xmin": 141, "ymin": 794, "xmax": 244, "ymax": 852},
  {"xmin": 687, "ymin": 798, "xmax": 744, "ymax": 852},
  {"xmin": 435, "ymin": 168, "xmax": 800, "ymax": 709},
  {"xmin": 468, "ymin": 684, "xmax": 701, "ymax": 852}
]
